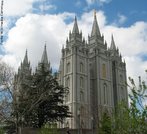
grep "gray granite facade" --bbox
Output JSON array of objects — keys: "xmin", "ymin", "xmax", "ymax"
[{"xmin": 58, "ymin": 13, "xmax": 128, "ymax": 129}]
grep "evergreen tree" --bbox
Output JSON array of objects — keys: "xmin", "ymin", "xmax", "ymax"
[{"xmin": 14, "ymin": 63, "xmax": 70, "ymax": 128}]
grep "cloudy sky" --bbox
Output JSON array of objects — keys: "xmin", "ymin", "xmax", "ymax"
[{"xmin": 1, "ymin": 0, "xmax": 147, "ymax": 82}]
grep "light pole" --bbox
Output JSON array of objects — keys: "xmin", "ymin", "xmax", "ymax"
[{"xmin": 78, "ymin": 109, "xmax": 81, "ymax": 134}]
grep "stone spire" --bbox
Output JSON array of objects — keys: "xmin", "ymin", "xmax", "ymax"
[
  {"xmin": 23, "ymin": 49, "xmax": 29, "ymax": 65},
  {"xmin": 72, "ymin": 16, "xmax": 79, "ymax": 34},
  {"xmin": 17, "ymin": 49, "xmax": 31, "ymax": 79},
  {"xmin": 41, "ymin": 44, "xmax": 48, "ymax": 64},
  {"xmin": 110, "ymin": 34, "xmax": 116, "ymax": 50},
  {"xmin": 37, "ymin": 43, "xmax": 50, "ymax": 72},
  {"xmin": 91, "ymin": 10, "xmax": 101, "ymax": 36}
]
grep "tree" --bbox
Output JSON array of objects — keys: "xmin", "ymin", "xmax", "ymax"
[
  {"xmin": 126, "ymin": 76, "xmax": 147, "ymax": 133},
  {"xmin": 13, "ymin": 63, "xmax": 70, "ymax": 128},
  {"xmin": 99, "ymin": 75, "xmax": 147, "ymax": 134},
  {"xmin": 0, "ymin": 59, "xmax": 14, "ymax": 124},
  {"xmin": 0, "ymin": 59, "xmax": 16, "ymax": 133},
  {"xmin": 99, "ymin": 112, "xmax": 112, "ymax": 134}
]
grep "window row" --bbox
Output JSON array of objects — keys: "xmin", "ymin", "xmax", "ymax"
[
  {"xmin": 65, "ymin": 77, "xmax": 84, "ymax": 88},
  {"xmin": 65, "ymin": 90, "xmax": 85, "ymax": 102},
  {"xmin": 66, "ymin": 62, "xmax": 84, "ymax": 73},
  {"xmin": 67, "ymin": 63, "xmax": 107, "ymax": 78}
]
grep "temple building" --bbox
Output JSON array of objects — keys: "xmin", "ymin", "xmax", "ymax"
[
  {"xmin": 15, "ymin": 12, "xmax": 128, "ymax": 130},
  {"xmin": 58, "ymin": 12, "xmax": 128, "ymax": 129}
]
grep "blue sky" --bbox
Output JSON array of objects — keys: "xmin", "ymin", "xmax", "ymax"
[
  {"xmin": 31, "ymin": 0, "xmax": 147, "ymax": 26},
  {"xmin": 1, "ymin": 0, "xmax": 147, "ymax": 83}
]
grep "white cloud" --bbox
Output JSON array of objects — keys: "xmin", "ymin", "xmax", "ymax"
[
  {"xmin": 117, "ymin": 14, "xmax": 127, "ymax": 25},
  {"xmin": 86, "ymin": 0, "xmax": 112, "ymax": 6},
  {"xmin": 79, "ymin": 10, "xmax": 106, "ymax": 37},
  {"xmin": 2, "ymin": 10, "xmax": 147, "ymax": 88},
  {"xmin": 86, "ymin": 0, "xmax": 93, "ymax": 5},
  {"xmin": 39, "ymin": 4, "xmax": 57, "ymax": 12},
  {"xmin": 4, "ymin": 0, "xmax": 41, "ymax": 16},
  {"xmin": 112, "ymin": 13, "xmax": 127, "ymax": 26},
  {"xmin": 3, "ymin": 13, "xmax": 74, "ymax": 70}
]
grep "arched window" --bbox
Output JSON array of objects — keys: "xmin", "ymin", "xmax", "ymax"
[
  {"xmin": 66, "ymin": 121, "xmax": 69, "ymax": 128},
  {"xmin": 80, "ymin": 106, "xmax": 85, "ymax": 116},
  {"xmin": 120, "ymin": 75, "xmax": 123, "ymax": 83},
  {"xmin": 65, "ymin": 91, "xmax": 70, "ymax": 102},
  {"xmin": 66, "ymin": 77, "xmax": 70, "ymax": 88},
  {"xmin": 80, "ymin": 77, "xmax": 84, "ymax": 88},
  {"xmin": 80, "ymin": 62, "xmax": 84, "ymax": 73},
  {"xmin": 104, "ymin": 84, "xmax": 108, "ymax": 105},
  {"xmin": 66, "ymin": 62, "xmax": 70, "ymax": 73},
  {"xmin": 81, "ymin": 120, "xmax": 84, "ymax": 128},
  {"xmin": 102, "ymin": 64, "xmax": 106, "ymax": 78},
  {"xmin": 80, "ymin": 91, "xmax": 84, "ymax": 101}
]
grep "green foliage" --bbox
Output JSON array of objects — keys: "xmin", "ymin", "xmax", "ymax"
[
  {"xmin": 0, "ymin": 130, "xmax": 4, "ymax": 134},
  {"xmin": 0, "ymin": 128, "xmax": 4, "ymax": 134},
  {"xmin": 99, "ymin": 76, "xmax": 147, "ymax": 134},
  {"xmin": 40, "ymin": 123, "xmax": 59, "ymax": 134},
  {"xmin": 13, "ymin": 63, "xmax": 70, "ymax": 128},
  {"xmin": 99, "ymin": 112, "xmax": 112, "ymax": 134}
]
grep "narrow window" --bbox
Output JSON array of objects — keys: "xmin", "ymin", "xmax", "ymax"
[
  {"xmin": 104, "ymin": 84, "xmax": 108, "ymax": 105},
  {"xmin": 80, "ymin": 91, "xmax": 84, "ymax": 101},
  {"xmin": 81, "ymin": 106, "xmax": 85, "ymax": 116},
  {"xmin": 66, "ymin": 62, "xmax": 70, "ymax": 73},
  {"xmin": 66, "ymin": 77, "xmax": 70, "ymax": 87},
  {"xmin": 66, "ymin": 122, "xmax": 69, "ymax": 128},
  {"xmin": 80, "ymin": 77, "xmax": 84, "ymax": 88},
  {"xmin": 120, "ymin": 75, "xmax": 123, "ymax": 83},
  {"xmin": 80, "ymin": 62, "xmax": 84, "ymax": 73},
  {"xmin": 102, "ymin": 64, "xmax": 106, "ymax": 78},
  {"xmin": 65, "ymin": 77, "xmax": 70, "ymax": 102},
  {"xmin": 65, "ymin": 91, "xmax": 70, "ymax": 102}
]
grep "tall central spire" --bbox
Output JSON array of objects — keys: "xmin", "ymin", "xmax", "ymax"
[
  {"xmin": 72, "ymin": 16, "xmax": 79, "ymax": 34},
  {"xmin": 41, "ymin": 43, "xmax": 48, "ymax": 64},
  {"xmin": 91, "ymin": 10, "xmax": 101, "ymax": 37}
]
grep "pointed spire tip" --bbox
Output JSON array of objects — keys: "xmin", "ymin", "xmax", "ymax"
[
  {"xmin": 110, "ymin": 34, "xmax": 116, "ymax": 50},
  {"xmin": 41, "ymin": 44, "xmax": 48, "ymax": 64},
  {"xmin": 91, "ymin": 9, "xmax": 101, "ymax": 36},
  {"xmin": 75, "ymin": 16, "xmax": 77, "ymax": 21},
  {"xmin": 72, "ymin": 15, "xmax": 79, "ymax": 34},
  {"xmin": 94, "ymin": 9, "xmax": 97, "ymax": 18}
]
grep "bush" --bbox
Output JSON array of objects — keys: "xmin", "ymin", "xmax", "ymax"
[{"xmin": 40, "ymin": 123, "xmax": 59, "ymax": 134}]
